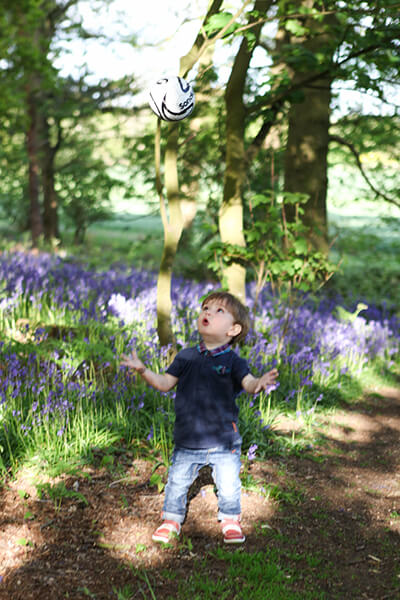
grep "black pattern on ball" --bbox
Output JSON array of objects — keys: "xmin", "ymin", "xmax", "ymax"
[{"xmin": 148, "ymin": 76, "xmax": 195, "ymax": 122}]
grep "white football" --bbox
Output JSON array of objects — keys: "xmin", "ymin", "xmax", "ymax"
[{"xmin": 148, "ymin": 76, "xmax": 195, "ymax": 122}]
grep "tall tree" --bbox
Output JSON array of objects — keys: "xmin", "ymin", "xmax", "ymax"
[
  {"xmin": 155, "ymin": 0, "xmax": 258, "ymax": 347},
  {"xmin": 0, "ymin": 0, "xmax": 137, "ymax": 246},
  {"xmin": 220, "ymin": 0, "xmax": 273, "ymax": 300},
  {"xmin": 281, "ymin": 1, "xmax": 338, "ymax": 252},
  {"xmin": 1, "ymin": 0, "xmax": 78, "ymax": 245},
  {"xmin": 280, "ymin": 0, "xmax": 400, "ymax": 250},
  {"xmin": 213, "ymin": 0, "xmax": 400, "ymax": 300}
]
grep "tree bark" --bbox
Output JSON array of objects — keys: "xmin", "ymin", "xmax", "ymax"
[
  {"xmin": 155, "ymin": 0, "xmax": 224, "ymax": 347},
  {"xmin": 41, "ymin": 116, "xmax": 60, "ymax": 241},
  {"xmin": 156, "ymin": 123, "xmax": 184, "ymax": 347},
  {"xmin": 284, "ymin": 80, "xmax": 332, "ymax": 252},
  {"xmin": 26, "ymin": 89, "xmax": 43, "ymax": 246},
  {"xmin": 282, "ymin": 1, "xmax": 337, "ymax": 253},
  {"xmin": 219, "ymin": 0, "xmax": 271, "ymax": 301}
]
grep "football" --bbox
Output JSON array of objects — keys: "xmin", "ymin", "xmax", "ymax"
[{"xmin": 148, "ymin": 76, "xmax": 195, "ymax": 122}]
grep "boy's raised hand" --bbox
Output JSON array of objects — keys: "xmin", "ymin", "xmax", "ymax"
[
  {"xmin": 254, "ymin": 368, "xmax": 279, "ymax": 394},
  {"xmin": 120, "ymin": 350, "xmax": 177, "ymax": 392},
  {"xmin": 120, "ymin": 350, "xmax": 144, "ymax": 372}
]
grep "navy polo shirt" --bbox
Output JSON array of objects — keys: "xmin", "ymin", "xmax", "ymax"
[{"xmin": 166, "ymin": 341, "xmax": 250, "ymax": 449}]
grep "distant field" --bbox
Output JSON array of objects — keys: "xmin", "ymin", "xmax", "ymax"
[{"xmin": 88, "ymin": 212, "xmax": 163, "ymax": 239}]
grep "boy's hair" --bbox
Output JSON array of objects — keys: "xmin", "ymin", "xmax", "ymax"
[{"xmin": 201, "ymin": 290, "xmax": 251, "ymax": 345}]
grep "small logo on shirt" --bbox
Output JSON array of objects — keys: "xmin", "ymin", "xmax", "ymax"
[{"xmin": 212, "ymin": 365, "xmax": 231, "ymax": 375}]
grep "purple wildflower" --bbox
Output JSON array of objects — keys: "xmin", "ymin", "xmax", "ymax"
[{"xmin": 247, "ymin": 444, "xmax": 258, "ymax": 461}]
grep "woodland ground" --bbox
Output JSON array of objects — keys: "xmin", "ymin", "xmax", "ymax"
[{"xmin": 1, "ymin": 385, "xmax": 399, "ymax": 600}]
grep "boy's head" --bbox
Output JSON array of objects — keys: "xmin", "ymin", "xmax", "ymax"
[{"xmin": 200, "ymin": 291, "xmax": 251, "ymax": 345}]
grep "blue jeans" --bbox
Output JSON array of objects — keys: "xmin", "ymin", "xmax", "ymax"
[{"xmin": 162, "ymin": 445, "xmax": 242, "ymax": 525}]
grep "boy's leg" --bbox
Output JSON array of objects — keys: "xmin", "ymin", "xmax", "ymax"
[
  {"xmin": 210, "ymin": 444, "xmax": 242, "ymax": 519},
  {"xmin": 157, "ymin": 447, "xmax": 204, "ymax": 529},
  {"xmin": 209, "ymin": 445, "xmax": 245, "ymax": 543},
  {"xmin": 153, "ymin": 447, "xmax": 203, "ymax": 543}
]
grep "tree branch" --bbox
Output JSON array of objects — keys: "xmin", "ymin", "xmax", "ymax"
[
  {"xmin": 180, "ymin": 0, "xmax": 252, "ymax": 78},
  {"xmin": 248, "ymin": 31, "xmax": 400, "ymax": 116},
  {"xmin": 245, "ymin": 101, "xmax": 283, "ymax": 164},
  {"xmin": 329, "ymin": 134, "xmax": 400, "ymax": 208}
]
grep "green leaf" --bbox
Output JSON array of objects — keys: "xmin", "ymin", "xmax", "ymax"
[
  {"xmin": 150, "ymin": 472, "xmax": 165, "ymax": 493},
  {"xmin": 251, "ymin": 193, "xmax": 271, "ymax": 207},
  {"xmin": 270, "ymin": 262, "xmax": 282, "ymax": 275},
  {"xmin": 385, "ymin": 50, "xmax": 400, "ymax": 64},
  {"xmin": 101, "ymin": 454, "xmax": 114, "ymax": 467},
  {"xmin": 335, "ymin": 303, "xmax": 368, "ymax": 323},
  {"xmin": 244, "ymin": 30, "xmax": 257, "ymax": 52},
  {"xmin": 292, "ymin": 258, "xmax": 304, "ymax": 270},
  {"xmin": 293, "ymin": 239, "xmax": 308, "ymax": 255},
  {"xmin": 16, "ymin": 537, "xmax": 33, "ymax": 547},
  {"xmin": 285, "ymin": 19, "xmax": 308, "ymax": 36},
  {"xmin": 204, "ymin": 12, "xmax": 237, "ymax": 37}
]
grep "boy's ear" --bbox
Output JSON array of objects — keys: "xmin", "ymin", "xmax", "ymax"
[{"xmin": 228, "ymin": 323, "xmax": 242, "ymax": 338}]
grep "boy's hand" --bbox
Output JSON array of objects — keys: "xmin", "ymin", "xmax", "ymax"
[
  {"xmin": 254, "ymin": 368, "xmax": 279, "ymax": 394},
  {"xmin": 120, "ymin": 351, "xmax": 178, "ymax": 392},
  {"xmin": 120, "ymin": 350, "xmax": 145, "ymax": 373},
  {"xmin": 242, "ymin": 368, "xmax": 279, "ymax": 395}
]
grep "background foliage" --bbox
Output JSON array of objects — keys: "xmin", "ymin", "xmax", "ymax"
[{"xmin": 0, "ymin": 0, "xmax": 399, "ymax": 476}]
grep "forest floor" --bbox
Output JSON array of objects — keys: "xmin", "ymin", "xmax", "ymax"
[{"xmin": 1, "ymin": 385, "xmax": 400, "ymax": 600}]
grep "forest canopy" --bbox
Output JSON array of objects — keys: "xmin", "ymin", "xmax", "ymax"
[{"xmin": 0, "ymin": 0, "xmax": 399, "ymax": 344}]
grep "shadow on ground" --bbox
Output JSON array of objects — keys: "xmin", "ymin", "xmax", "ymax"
[{"xmin": 1, "ymin": 388, "xmax": 400, "ymax": 600}]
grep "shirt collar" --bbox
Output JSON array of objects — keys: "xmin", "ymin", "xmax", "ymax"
[{"xmin": 197, "ymin": 340, "xmax": 231, "ymax": 356}]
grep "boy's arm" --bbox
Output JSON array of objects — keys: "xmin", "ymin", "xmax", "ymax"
[
  {"xmin": 120, "ymin": 351, "xmax": 178, "ymax": 392},
  {"xmin": 242, "ymin": 368, "xmax": 279, "ymax": 395}
]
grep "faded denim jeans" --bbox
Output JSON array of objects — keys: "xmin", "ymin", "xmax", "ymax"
[{"xmin": 162, "ymin": 444, "xmax": 242, "ymax": 525}]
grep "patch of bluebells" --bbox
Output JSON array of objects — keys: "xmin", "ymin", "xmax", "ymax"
[
  {"xmin": 0, "ymin": 251, "xmax": 157, "ymax": 323},
  {"xmin": 247, "ymin": 285, "xmax": 399, "ymax": 388},
  {"xmin": 0, "ymin": 345, "xmax": 86, "ymax": 431},
  {"xmin": 0, "ymin": 251, "xmax": 398, "ymax": 455}
]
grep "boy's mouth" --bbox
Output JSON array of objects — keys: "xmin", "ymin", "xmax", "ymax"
[{"xmin": 202, "ymin": 317, "xmax": 209, "ymax": 326}]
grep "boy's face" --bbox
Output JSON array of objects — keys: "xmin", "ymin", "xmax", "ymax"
[{"xmin": 197, "ymin": 299, "xmax": 242, "ymax": 347}]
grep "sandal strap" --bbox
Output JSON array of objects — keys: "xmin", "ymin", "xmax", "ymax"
[
  {"xmin": 222, "ymin": 522, "xmax": 242, "ymax": 535},
  {"xmin": 155, "ymin": 520, "xmax": 180, "ymax": 535}
]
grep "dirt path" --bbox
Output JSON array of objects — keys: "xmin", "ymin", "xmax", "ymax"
[{"xmin": 0, "ymin": 387, "xmax": 399, "ymax": 600}]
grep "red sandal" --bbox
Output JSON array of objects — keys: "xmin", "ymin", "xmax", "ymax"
[
  {"xmin": 152, "ymin": 520, "xmax": 180, "ymax": 543},
  {"xmin": 221, "ymin": 518, "xmax": 245, "ymax": 544}
]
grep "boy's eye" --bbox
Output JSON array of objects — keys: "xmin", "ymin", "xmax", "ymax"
[{"xmin": 217, "ymin": 308, "xmax": 224, "ymax": 313}]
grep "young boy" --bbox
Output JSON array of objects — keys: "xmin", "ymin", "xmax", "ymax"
[{"xmin": 121, "ymin": 291, "xmax": 278, "ymax": 544}]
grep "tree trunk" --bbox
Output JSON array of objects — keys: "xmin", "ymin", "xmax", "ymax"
[
  {"xmin": 219, "ymin": 0, "xmax": 270, "ymax": 301},
  {"xmin": 155, "ymin": 0, "xmax": 224, "ymax": 347},
  {"xmin": 282, "ymin": 1, "xmax": 337, "ymax": 253},
  {"xmin": 26, "ymin": 90, "xmax": 43, "ymax": 246},
  {"xmin": 220, "ymin": 44, "xmax": 247, "ymax": 300},
  {"xmin": 156, "ymin": 123, "xmax": 184, "ymax": 347},
  {"xmin": 283, "ymin": 81, "xmax": 332, "ymax": 252},
  {"xmin": 41, "ymin": 117, "xmax": 60, "ymax": 241}
]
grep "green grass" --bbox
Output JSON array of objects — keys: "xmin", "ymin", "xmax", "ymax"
[
  {"xmin": 68, "ymin": 213, "xmax": 164, "ymax": 271},
  {"xmin": 85, "ymin": 205, "xmax": 400, "ymax": 311},
  {"xmin": 168, "ymin": 547, "xmax": 328, "ymax": 599},
  {"xmin": 327, "ymin": 225, "xmax": 400, "ymax": 315}
]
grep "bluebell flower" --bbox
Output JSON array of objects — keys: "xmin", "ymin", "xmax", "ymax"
[{"xmin": 247, "ymin": 444, "xmax": 258, "ymax": 461}]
